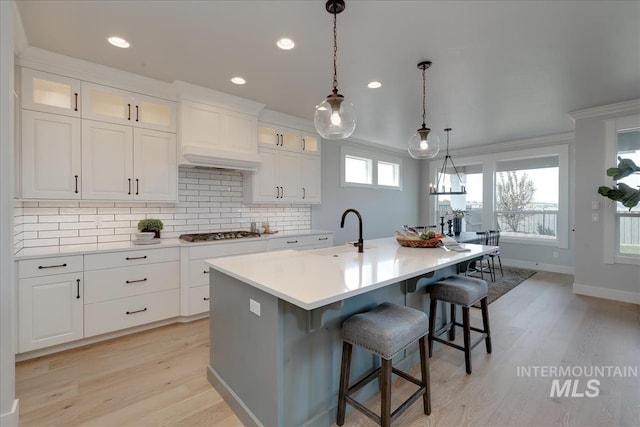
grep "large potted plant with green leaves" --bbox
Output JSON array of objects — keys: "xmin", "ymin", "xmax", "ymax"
[
  {"xmin": 597, "ymin": 157, "xmax": 640, "ymax": 210},
  {"xmin": 137, "ymin": 218, "xmax": 164, "ymax": 239}
]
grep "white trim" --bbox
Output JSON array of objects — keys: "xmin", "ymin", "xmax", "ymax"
[
  {"xmin": 501, "ymin": 258, "xmax": 574, "ymax": 275},
  {"xmin": 0, "ymin": 399, "xmax": 19, "ymax": 427},
  {"xmin": 258, "ymin": 109, "xmax": 315, "ymax": 134},
  {"xmin": 573, "ymin": 283, "xmax": 640, "ymax": 305},
  {"xmin": 569, "ymin": 99, "xmax": 640, "ymax": 121},
  {"xmin": 174, "ymin": 80, "xmax": 264, "ymax": 115}
]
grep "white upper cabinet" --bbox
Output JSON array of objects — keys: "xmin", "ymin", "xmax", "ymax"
[
  {"xmin": 21, "ymin": 110, "xmax": 81, "ymax": 199},
  {"xmin": 258, "ymin": 124, "xmax": 321, "ymax": 155},
  {"xmin": 82, "ymin": 120, "xmax": 177, "ymax": 201},
  {"xmin": 301, "ymin": 133, "xmax": 319, "ymax": 153},
  {"xmin": 82, "ymin": 82, "xmax": 176, "ymax": 132},
  {"xmin": 301, "ymin": 154, "xmax": 321, "ymax": 203},
  {"xmin": 21, "ymin": 68, "xmax": 81, "ymax": 117}
]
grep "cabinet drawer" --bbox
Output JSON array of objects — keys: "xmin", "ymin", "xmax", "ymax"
[
  {"xmin": 84, "ymin": 247, "xmax": 179, "ymax": 270},
  {"xmin": 18, "ymin": 255, "xmax": 83, "ymax": 279},
  {"xmin": 267, "ymin": 234, "xmax": 333, "ymax": 251},
  {"xmin": 84, "ymin": 289, "xmax": 179, "ymax": 337},
  {"xmin": 84, "ymin": 261, "xmax": 179, "ymax": 304},
  {"xmin": 188, "ymin": 240, "xmax": 266, "ymax": 260},
  {"xmin": 189, "ymin": 259, "xmax": 211, "ymax": 287},
  {"xmin": 189, "ymin": 285, "xmax": 210, "ymax": 315}
]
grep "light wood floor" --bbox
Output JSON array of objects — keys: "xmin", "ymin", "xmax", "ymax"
[{"xmin": 16, "ymin": 271, "xmax": 640, "ymax": 427}]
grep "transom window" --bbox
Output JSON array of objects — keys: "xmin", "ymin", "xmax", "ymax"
[{"xmin": 341, "ymin": 147, "xmax": 402, "ymax": 190}]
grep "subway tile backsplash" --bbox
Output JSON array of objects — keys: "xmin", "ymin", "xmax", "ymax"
[{"xmin": 13, "ymin": 167, "xmax": 311, "ymax": 252}]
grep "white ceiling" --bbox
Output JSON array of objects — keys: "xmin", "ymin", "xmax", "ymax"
[{"xmin": 15, "ymin": 0, "xmax": 640, "ymax": 151}]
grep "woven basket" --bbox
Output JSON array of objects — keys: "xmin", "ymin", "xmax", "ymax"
[{"xmin": 395, "ymin": 232, "xmax": 443, "ymax": 248}]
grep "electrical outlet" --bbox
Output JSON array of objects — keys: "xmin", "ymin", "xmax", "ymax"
[
  {"xmin": 592, "ymin": 213, "xmax": 599, "ymax": 222},
  {"xmin": 249, "ymin": 298, "xmax": 261, "ymax": 317},
  {"xmin": 591, "ymin": 201, "xmax": 600, "ymax": 210}
]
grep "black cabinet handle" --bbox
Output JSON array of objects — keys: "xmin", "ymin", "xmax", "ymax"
[
  {"xmin": 126, "ymin": 307, "xmax": 147, "ymax": 315},
  {"xmin": 38, "ymin": 263, "xmax": 67, "ymax": 269},
  {"xmin": 74, "ymin": 93, "xmax": 78, "ymax": 111},
  {"xmin": 302, "ymin": 187, "xmax": 306, "ymax": 199},
  {"xmin": 203, "ymin": 297, "xmax": 210, "ymax": 301},
  {"xmin": 125, "ymin": 278, "xmax": 147, "ymax": 284},
  {"xmin": 203, "ymin": 270, "xmax": 209, "ymax": 274},
  {"xmin": 125, "ymin": 255, "xmax": 147, "ymax": 260},
  {"xmin": 318, "ymin": 237, "xmax": 329, "ymax": 241},
  {"xmin": 128, "ymin": 178, "xmax": 131, "ymax": 195},
  {"xmin": 135, "ymin": 178, "xmax": 139, "ymax": 195},
  {"xmin": 302, "ymin": 138, "xmax": 306, "ymax": 150},
  {"xmin": 76, "ymin": 279, "xmax": 80, "ymax": 299},
  {"xmin": 286, "ymin": 240, "xmax": 298, "ymax": 244},
  {"xmin": 74, "ymin": 175, "xmax": 79, "ymax": 193},
  {"xmin": 280, "ymin": 186, "xmax": 284, "ymax": 198},
  {"xmin": 127, "ymin": 103, "xmax": 131, "ymax": 120},
  {"xmin": 135, "ymin": 105, "xmax": 139, "ymax": 122}
]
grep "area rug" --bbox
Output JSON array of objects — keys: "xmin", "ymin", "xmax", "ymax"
[{"xmin": 471, "ymin": 266, "xmax": 537, "ymax": 306}]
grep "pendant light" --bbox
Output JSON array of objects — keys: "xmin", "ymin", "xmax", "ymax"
[
  {"xmin": 314, "ymin": 0, "xmax": 356, "ymax": 140},
  {"xmin": 408, "ymin": 61, "xmax": 440, "ymax": 159},
  {"xmin": 429, "ymin": 128, "xmax": 467, "ymax": 195}
]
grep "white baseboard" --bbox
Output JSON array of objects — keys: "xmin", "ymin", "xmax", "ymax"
[
  {"xmin": 0, "ymin": 399, "xmax": 19, "ymax": 427},
  {"xmin": 573, "ymin": 283, "xmax": 640, "ymax": 305},
  {"xmin": 501, "ymin": 258, "xmax": 574, "ymax": 275}
]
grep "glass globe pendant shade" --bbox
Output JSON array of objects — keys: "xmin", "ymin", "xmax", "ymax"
[
  {"xmin": 314, "ymin": 90, "xmax": 356, "ymax": 139},
  {"xmin": 408, "ymin": 126, "xmax": 440, "ymax": 159}
]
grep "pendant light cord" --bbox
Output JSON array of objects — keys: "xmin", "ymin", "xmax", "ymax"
[
  {"xmin": 421, "ymin": 65, "xmax": 426, "ymax": 128},
  {"xmin": 332, "ymin": 9, "xmax": 338, "ymax": 93}
]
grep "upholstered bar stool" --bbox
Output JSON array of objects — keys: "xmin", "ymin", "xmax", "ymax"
[
  {"xmin": 428, "ymin": 275, "xmax": 492, "ymax": 374},
  {"xmin": 337, "ymin": 302, "xmax": 431, "ymax": 427}
]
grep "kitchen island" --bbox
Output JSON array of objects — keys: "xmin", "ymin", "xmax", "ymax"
[{"xmin": 205, "ymin": 237, "xmax": 495, "ymax": 427}]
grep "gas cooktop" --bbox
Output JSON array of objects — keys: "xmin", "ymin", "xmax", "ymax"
[{"xmin": 179, "ymin": 231, "xmax": 261, "ymax": 242}]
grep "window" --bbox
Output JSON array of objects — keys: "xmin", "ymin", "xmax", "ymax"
[
  {"xmin": 344, "ymin": 155, "xmax": 372, "ymax": 185},
  {"xmin": 341, "ymin": 147, "xmax": 402, "ymax": 190},
  {"xmin": 495, "ymin": 155, "xmax": 559, "ymax": 240},
  {"xmin": 377, "ymin": 161, "xmax": 400, "ymax": 188},
  {"xmin": 436, "ymin": 164, "xmax": 483, "ymax": 232},
  {"xmin": 604, "ymin": 115, "xmax": 640, "ymax": 264}
]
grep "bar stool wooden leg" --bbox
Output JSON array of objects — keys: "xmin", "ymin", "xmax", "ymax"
[
  {"xmin": 381, "ymin": 358, "xmax": 392, "ymax": 427},
  {"xmin": 481, "ymin": 298, "xmax": 492, "ymax": 353},
  {"xmin": 428, "ymin": 299, "xmax": 437, "ymax": 357},
  {"xmin": 337, "ymin": 342, "xmax": 352, "ymax": 426},
  {"xmin": 462, "ymin": 307, "xmax": 472, "ymax": 374},
  {"xmin": 448, "ymin": 302, "xmax": 456, "ymax": 341},
  {"xmin": 419, "ymin": 337, "xmax": 431, "ymax": 415}
]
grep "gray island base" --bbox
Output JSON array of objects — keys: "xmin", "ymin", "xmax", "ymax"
[{"xmin": 205, "ymin": 237, "xmax": 495, "ymax": 426}]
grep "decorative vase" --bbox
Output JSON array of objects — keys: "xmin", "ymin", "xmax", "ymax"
[{"xmin": 453, "ymin": 217, "xmax": 462, "ymax": 235}]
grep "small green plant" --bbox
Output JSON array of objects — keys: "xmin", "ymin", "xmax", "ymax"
[{"xmin": 137, "ymin": 218, "xmax": 164, "ymax": 232}]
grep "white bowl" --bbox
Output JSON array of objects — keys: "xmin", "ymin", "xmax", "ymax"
[{"xmin": 135, "ymin": 232, "xmax": 155, "ymax": 241}]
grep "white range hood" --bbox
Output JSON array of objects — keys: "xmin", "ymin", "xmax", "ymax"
[{"xmin": 175, "ymin": 81, "xmax": 265, "ymax": 171}]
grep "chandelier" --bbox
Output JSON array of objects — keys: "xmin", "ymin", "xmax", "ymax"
[{"xmin": 429, "ymin": 128, "xmax": 467, "ymax": 195}]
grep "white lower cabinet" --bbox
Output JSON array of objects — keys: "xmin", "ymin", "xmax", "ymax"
[
  {"xmin": 266, "ymin": 234, "xmax": 333, "ymax": 251},
  {"xmin": 188, "ymin": 285, "xmax": 210, "ymax": 316},
  {"xmin": 17, "ymin": 256, "xmax": 84, "ymax": 352},
  {"xmin": 83, "ymin": 247, "xmax": 180, "ymax": 338}
]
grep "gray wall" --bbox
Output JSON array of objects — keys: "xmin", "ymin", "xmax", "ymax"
[
  {"xmin": 312, "ymin": 140, "xmax": 420, "ymax": 246},
  {"xmin": 1, "ymin": 0, "xmax": 17, "ymax": 424},
  {"xmin": 574, "ymin": 105, "xmax": 640, "ymax": 297}
]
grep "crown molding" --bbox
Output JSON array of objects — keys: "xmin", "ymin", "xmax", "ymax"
[
  {"xmin": 12, "ymin": 1, "xmax": 28, "ymax": 54},
  {"xmin": 569, "ymin": 99, "xmax": 640, "ymax": 121},
  {"xmin": 174, "ymin": 80, "xmax": 264, "ymax": 115}
]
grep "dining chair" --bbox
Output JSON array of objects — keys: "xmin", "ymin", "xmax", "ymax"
[
  {"xmin": 486, "ymin": 230, "xmax": 503, "ymax": 279},
  {"xmin": 463, "ymin": 231, "xmax": 492, "ymax": 281}
]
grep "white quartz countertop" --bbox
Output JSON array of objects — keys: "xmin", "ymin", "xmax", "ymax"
[
  {"xmin": 14, "ymin": 229, "xmax": 333, "ymax": 260},
  {"xmin": 205, "ymin": 237, "xmax": 496, "ymax": 310}
]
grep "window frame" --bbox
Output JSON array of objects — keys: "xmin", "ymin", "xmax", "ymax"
[
  {"xmin": 341, "ymin": 147, "xmax": 403, "ymax": 190},
  {"xmin": 603, "ymin": 114, "xmax": 640, "ymax": 265}
]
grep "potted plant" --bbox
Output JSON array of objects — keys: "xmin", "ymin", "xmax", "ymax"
[
  {"xmin": 451, "ymin": 209, "xmax": 467, "ymax": 235},
  {"xmin": 597, "ymin": 157, "xmax": 640, "ymax": 210},
  {"xmin": 137, "ymin": 218, "xmax": 164, "ymax": 239}
]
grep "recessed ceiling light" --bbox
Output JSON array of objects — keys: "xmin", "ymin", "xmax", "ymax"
[
  {"xmin": 231, "ymin": 76, "xmax": 246, "ymax": 85},
  {"xmin": 367, "ymin": 81, "xmax": 382, "ymax": 89},
  {"xmin": 277, "ymin": 38, "xmax": 295, "ymax": 50},
  {"xmin": 107, "ymin": 36, "xmax": 130, "ymax": 49}
]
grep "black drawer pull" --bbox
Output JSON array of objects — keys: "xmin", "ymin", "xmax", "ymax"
[
  {"xmin": 135, "ymin": 178, "xmax": 139, "ymax": 195},
  {"xmin": 135, "ymin": 105, "xmax": 139, "ymax": 122},
  {"xmin": 203, "ymin": 297, "xmax": 210, "ymax": 301},
  {"xmin": 127, "ymin": 103, "xmax": 131, "ymax": 120},
  {"xmin": 125, "ymin": 278, "xmax": 147, "ymax": 284},
  {"xmin": 74, "ymin": 93, "xmax": 78, "ymax": 111},
  {"xmin": 318, "ymin": 237, "xmax": 329, "ymax": 241},
  {"xmin": 126, "ymin": 307, "xmax": 147, "ymax": 315},
  {"xmin": 125, "ymin": 255, "xmax": 147, "ymax": 260},
  {"xmin": 76, "ymin": 279, "xmax": 80, "ymax": 299},
  {"xmin": 286, "ymin": 240, "xmax": 298, "ymax": 244},
  {"xmin": 74, "ymin": 175, "xmax": 79, "ymax": 193},
  {"xmin": 203, "ymin": 270, "xmax": 209, "ymax": 274},
  {"xmin": 38, "ymin": 263, "xmax": 67, "ymax": 269},
  {"xmin": 128, "ymin": 178, "xmax": 131, "ymax": 195}
]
